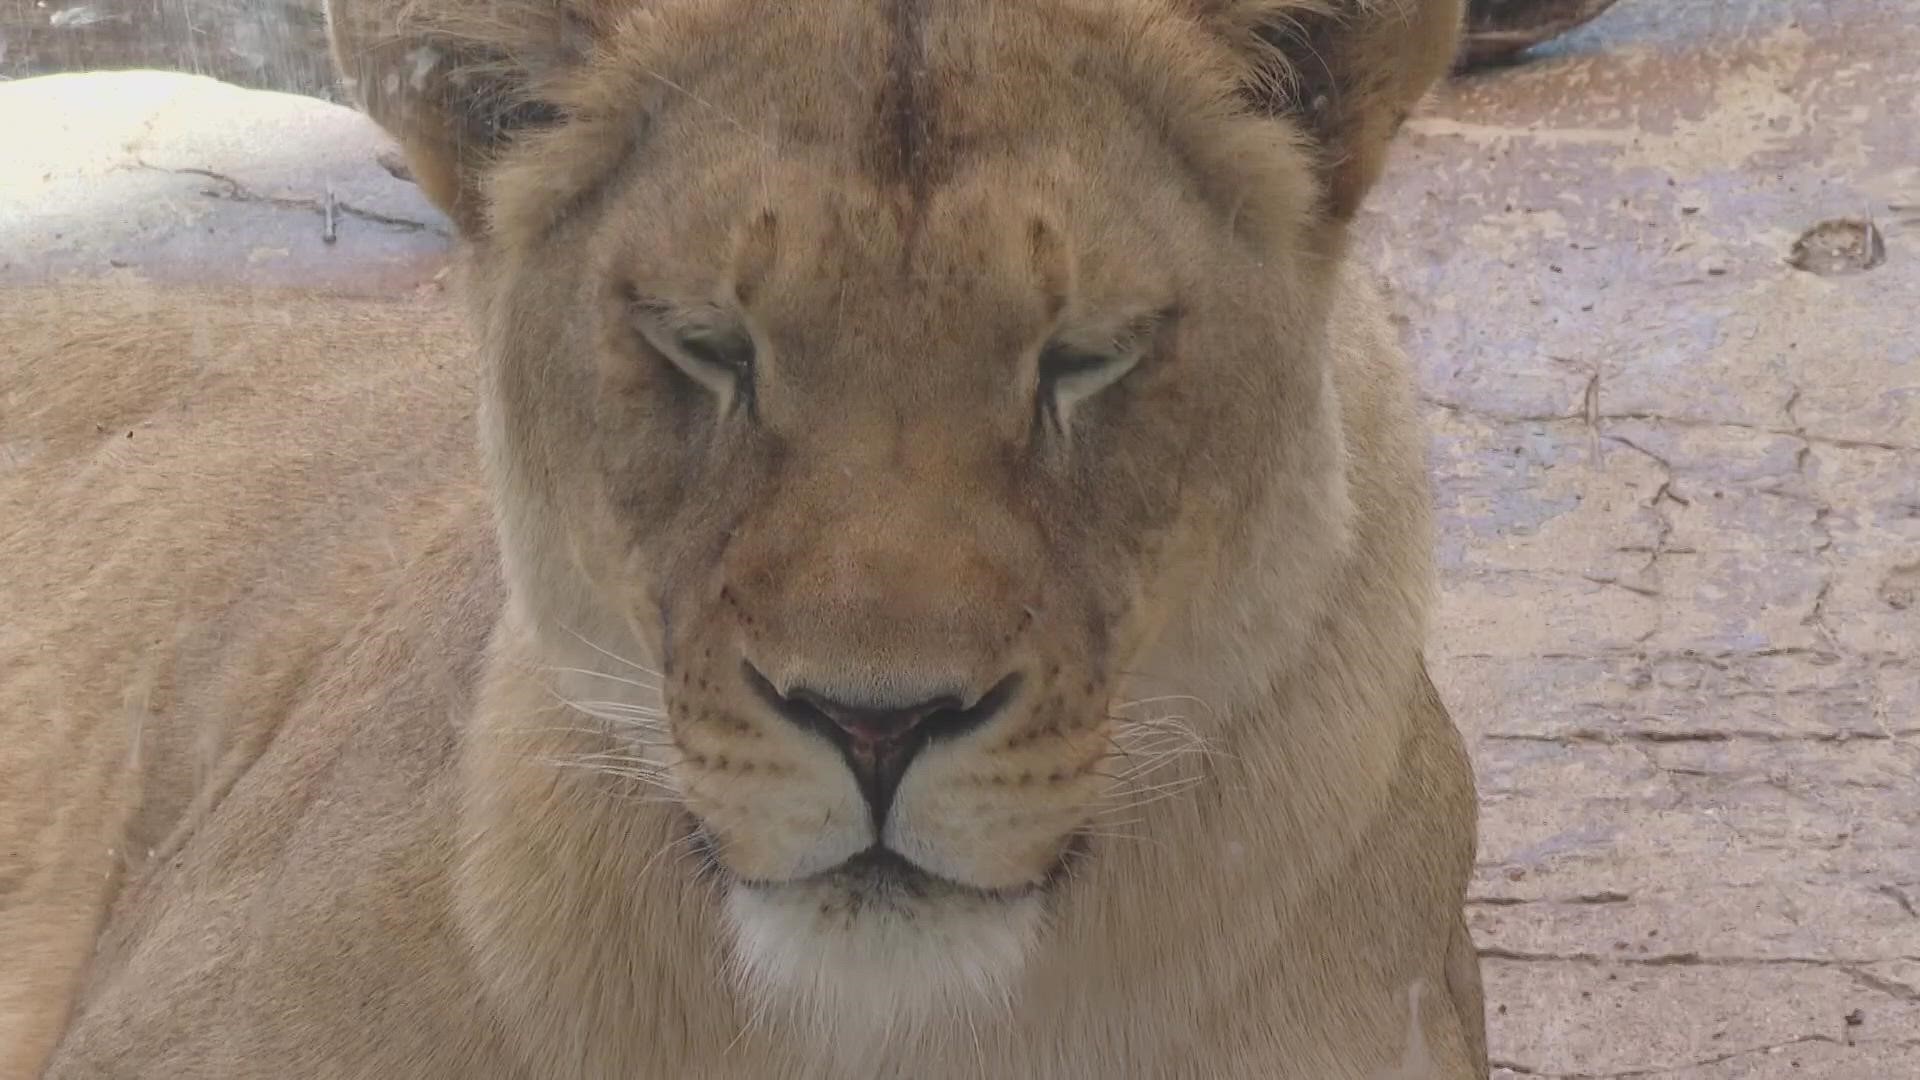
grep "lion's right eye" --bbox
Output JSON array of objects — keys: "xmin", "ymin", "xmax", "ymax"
[
  {"xmin": 629, "ymin": 297, "xmax": 756, "ymax": 408},
  {"xmin": 1038, "ymin": 342, "xmax": 1139, "ymax": 430},
  {"xmin": 672, "ymin": 327, "xmax": 755, "ymax": 385}
]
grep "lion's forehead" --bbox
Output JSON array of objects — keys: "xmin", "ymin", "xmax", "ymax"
[
  {"xmin": 642, "ymin": 1, "xmax": 1184, "ymax": 201},
  {"xmin": 517, "ymin": 2, "xmax": 1243, "ymax": 280}
]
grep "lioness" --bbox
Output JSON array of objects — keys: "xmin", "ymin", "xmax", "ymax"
[{"xmin": 0, "ymin": 1, "xmax": 1485, "ymax": 1076}]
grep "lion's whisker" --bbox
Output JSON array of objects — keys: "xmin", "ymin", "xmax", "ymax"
[
  {"xmin": 1107, "ymin": 733, "xmax": 1209, "ymax": 761},
  {"xmin": 564, "ymin": 750, "xmax": 681, "ymax": 769},
  {"xmin": 1073, "ymin": 828, "xmax": 1169, "ymax": 853},
  {"xmin": 546, "ymin": 665, "xmax": 664, "ymax": 694},
  {"xmin": 1112, "ymin": 756, "xmax": 1205, "ymax": 783},
  {"xmin": 543, "ymin": 759, "xmax": 680, "ymax": 786},
  {"xmin": 1109, "ymin": 724, "xmax": 1238, "ymax": 765},
  {"xmin": 561, "ymin": 624, "xmax": 666, "ymax": 680},
  {"xmin": 545, "ymin": 716, "xmax": 671, "ymax": 740},
  {"xmin": 1091, "ymin": 776, "xmax": 1208, "ymax": 817},
  {"xmin": 1110, "ymin": 717, "xmax": 1196, "ymax": 735},
  {"xmin": 1112, "ymin": 744, "xmax": 1206, "ymax": 765},
  {"xmin": 1111, "ymin": 694, "xmax": 1208, "ymax": 712},
  {"xmin": 547, "ymin": 696, "xmax": 671, "ymax": 729},
  {"xmin": 636, "ymin": 830, "xmax": 708, "ymax": 882},
  {"xmin": 560, "ymin": 699, "xmax": 668, "ymax": 719},
  {"xmin": 1089, "ymin": 767, "xmax": 1196, "ymax": 792},
  {"xmin": 509, "ymin": 724, "xmax": 674, "ymax": 745}
]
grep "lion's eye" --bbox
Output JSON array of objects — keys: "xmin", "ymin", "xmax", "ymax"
[
  {"xmin": 1036, "ymin": 308, "xmax": 1177, "ymax": 430},
  {"xmin": 630, "ymin": 297, "xmax": 755, "ymax": 407},
  {"xmin": 673, "ymin": 327, "xmax": 755, "ymax": 383},
  {"xmin": 1038, "ymin": 342, "xmax": 1141, "ymax": 428}
]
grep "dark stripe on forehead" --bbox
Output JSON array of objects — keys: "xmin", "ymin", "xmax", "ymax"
[{"xmin": 868, "ymin": 0, "xmax": 949, "ymax": 220}]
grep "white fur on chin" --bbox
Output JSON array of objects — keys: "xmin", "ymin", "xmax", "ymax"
[{"xmin": 723, "ymin": 877, "xmax": 1044, "ymax": 1050}]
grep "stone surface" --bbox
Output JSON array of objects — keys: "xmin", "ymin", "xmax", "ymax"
[
  {"xmin": 1460, "ymin": 0, "xmax": 1626, "ymax": 67},
  {"xmin": 1, "ymin": 0, "xmax": 1916, "ymax": 1073},
  {"xmin": 0, "ymin": 71, "xmax": 450, "ymax": 294},
  {"xmin": 1359, "ymin": 0, "xmax": 1920, "ymax": 1074},
  {"xmin": 0, "ymin": 0, "xmax": 338, "ymax": 99}
]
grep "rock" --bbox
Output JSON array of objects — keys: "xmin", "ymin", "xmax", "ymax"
[
  {"xmin": 0, "ymin": 71, "xmax": 450, "ymax": 293},
  {"xmin": 1377, "ymin": 0, "xmax": 1920, "ymax": 1072},
  {"xmin": 1459, "ymin": 0, "xmax": 1624, "ymax": 68},
  {"xmin": 0, "ymin": 0, "xmax": 337, "ymax": 99}
]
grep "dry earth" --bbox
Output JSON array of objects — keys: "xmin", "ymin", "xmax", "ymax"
[
  {"xmin": 1367, "ymin": 1, "xmax": 1920, "ymax": 1075},
  {"xmin": 1, "ymin": 1, "xmax": 1915, "ymax": 1075}
]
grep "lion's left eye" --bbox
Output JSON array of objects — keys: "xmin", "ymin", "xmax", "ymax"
[{"xmin": 1035, "ymin": 308, "xmax": 1174, "ymax": 429}]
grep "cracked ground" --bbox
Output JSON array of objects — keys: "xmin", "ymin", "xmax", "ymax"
[
  {"xmin": 1360, "ymin": 1, "xmax": 1920, "ymax": 1075},
  {"xmin": 0, "ymin": 1, "xmax": 1914, "ymax": 1076}
]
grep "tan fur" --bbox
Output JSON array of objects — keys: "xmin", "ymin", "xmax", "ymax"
[{"xmin": 2, "ymin": 1, "xmax": 1483, "ymax": 1076}]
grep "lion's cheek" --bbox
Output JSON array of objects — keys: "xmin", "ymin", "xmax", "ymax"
[
  {"xmin": 885, "ymin": 742, "xmax": 1098, "ymax": 891},
  {"xmin": 675, "ymin": 736, "xmax": 870, "ymax": 882}
]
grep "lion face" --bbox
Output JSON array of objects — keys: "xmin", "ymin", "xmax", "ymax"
[{"xmin": 338, "ymin": 0, "xmax": 1454, "ymax": 1037}]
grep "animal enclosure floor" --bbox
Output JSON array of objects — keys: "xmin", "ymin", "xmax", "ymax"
[{"xmin": 1364, "ymin": 1, "xmax": 1920, "ymax": 1075}]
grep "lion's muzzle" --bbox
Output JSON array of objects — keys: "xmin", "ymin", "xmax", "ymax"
[{"xmin": 745, "ymin": 664, "xmax": 1023, "ymax": 829}]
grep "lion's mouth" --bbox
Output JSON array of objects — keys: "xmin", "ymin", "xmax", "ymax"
[
  {"xmin": 831, "ymin": 847, "xmax": 1040, "ymax": 901},
  {"xmin": 731, "ymin": 845, "xmax": 1030, "ymax": 902},
  {"xmin": 715, "ymin": 837, "xmax": 1089, "ymax": 910}
]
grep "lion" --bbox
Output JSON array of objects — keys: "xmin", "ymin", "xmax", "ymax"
[{"xmin": 0, "ymin": 1, "xmax": 1485, "ymax": 1077}]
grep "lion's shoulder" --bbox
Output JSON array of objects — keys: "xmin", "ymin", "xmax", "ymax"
[{"xmin": 0, "ymin": 283, "xmax": 494, "ymax": 1075}]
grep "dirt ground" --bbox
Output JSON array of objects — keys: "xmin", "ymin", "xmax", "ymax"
[
  {"xmin": 1, "ymin": 1, "xmax": 1914, "ymax": 1075},
  {"xmin": 1368, "ymin": 1, "xmax": 1920, "ymax": 1075}
]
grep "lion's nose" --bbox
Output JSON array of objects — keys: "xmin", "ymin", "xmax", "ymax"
[{"xmin": 746, "ymin": 664, "xmax": 1018, "ymax": 824}]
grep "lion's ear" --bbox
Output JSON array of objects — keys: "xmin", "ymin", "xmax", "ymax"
[
  {"xmin": 1193, "ymin": 0, "xmax": 1464, "ymax": 220},
  {"xmin": 325, "ymin": 0, "xmax": 604, "ymax": 234}
]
